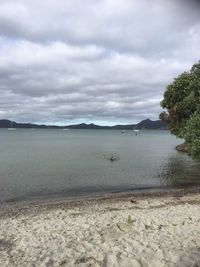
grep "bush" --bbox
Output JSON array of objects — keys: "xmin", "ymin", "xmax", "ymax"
[
  {"xmin": 184, "ymin": 112, "xmax": 200, "ymax": 159},
  {"xmin": 160, "ymin": 61, "xmax": 200, "ymax": 158}
]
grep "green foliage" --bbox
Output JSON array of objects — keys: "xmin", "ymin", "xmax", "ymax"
[
  {"xmin": 184, "ymin": 111, "xmax": 200, "ymax": 159},
  {"xmin": 160, "ymin": 61, "xmax": 200, "ymax": 158},
  {"xmin": 127, "ymin": 215, "xmax": 135, "ymax": 224}
]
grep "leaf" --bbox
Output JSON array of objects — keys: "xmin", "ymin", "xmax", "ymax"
[{"xmin": 127, "ymin": 215, "xmax": 136, "ymax": 224}]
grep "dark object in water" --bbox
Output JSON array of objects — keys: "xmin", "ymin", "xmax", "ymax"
[
  {"xmin": 110, "ymin": 156, "xmax": 118, "ymax": 162},
  {"xmin": 103, "ymin": 153, "xmax": 120, "ymax": 162}
]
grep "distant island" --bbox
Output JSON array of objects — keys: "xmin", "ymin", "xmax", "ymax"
[{"xmin": 0, "ymin": 119, "xmax": 167, "ymax": 130}]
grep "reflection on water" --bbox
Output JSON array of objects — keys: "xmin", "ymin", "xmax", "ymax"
[
  {"xmin": 157, "ymin": 154, "xmax": 200, "ymax": 187},
  {"xmin": 0, "ymin": 129, "xmax": 200, "ymax": 202}
]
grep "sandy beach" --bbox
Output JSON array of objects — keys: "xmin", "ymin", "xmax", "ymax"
[{"xmin": 0, "ymin": 192, "xmax": 200, "ymax": 267}]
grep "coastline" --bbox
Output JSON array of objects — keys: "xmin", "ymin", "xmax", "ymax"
[
  {"xmin": 1, "ymin": 186, "xmax": 200, "ymax": 217},
  {"xmin": 0, "ymin": 188, "xmax": 200, "ymax": 266}
]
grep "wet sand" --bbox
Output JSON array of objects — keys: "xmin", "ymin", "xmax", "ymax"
[{"xmin": 0, "ymin": 190, "xmax": 200, "ymax": 267}]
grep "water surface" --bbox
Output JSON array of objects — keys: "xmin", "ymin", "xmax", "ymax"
[{"xmin": 0, "ymin": 129, "xmax": 200, "ymax": 202}]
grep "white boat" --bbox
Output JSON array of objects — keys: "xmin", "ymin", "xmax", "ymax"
[
  {"xmin": 8, "ymin": 121, "xmax": 16, "ymax": 131},
  {"xmin": 121, "ymin": 130, "xmax": 126, "ymax": 133},
  {"xmin": 133, "ymin": 129, "xmax": 140, "ymax": 135}
]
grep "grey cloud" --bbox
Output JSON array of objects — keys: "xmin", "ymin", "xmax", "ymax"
[{"xmin": 0, "ymin": 0, "xmax": 200, "ymax": 125}]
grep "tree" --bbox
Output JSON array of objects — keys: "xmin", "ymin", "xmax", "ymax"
[
  {"xmin": 160, "ymin": 61, "xmax": 200, "ymax": 158},
  {"xmin": 184, "ymin": 111, "xmax": 200, "ymax": 159}
]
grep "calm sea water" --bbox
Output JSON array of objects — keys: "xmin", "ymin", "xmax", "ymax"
[{"xmin": 0, "ymin": 129, "xmax": 200, "ymax": 202}]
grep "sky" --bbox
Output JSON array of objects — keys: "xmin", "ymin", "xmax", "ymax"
[{"xmin": 0, "ymin": 0, "xmax": 200, "ymax": 125}]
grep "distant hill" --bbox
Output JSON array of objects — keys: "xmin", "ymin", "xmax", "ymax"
[
  {"xmin": 0, "ymin": 119, "xmax": 167, "ymax": 130},
  {"xmin": 136, "ymin": 119, "xmax": 167, "ymax": 130},
  {"xmin": 67, "ymin": 123, "xmax": 104, "ymax": 129},
  {"xmin": 0, "ymin": 120, "xmax": 61, "ymax": 129}
]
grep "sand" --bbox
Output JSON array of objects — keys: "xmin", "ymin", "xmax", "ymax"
[{"xmin": 0, "ymin": 193, "xmax": 200, "ymax": 267}]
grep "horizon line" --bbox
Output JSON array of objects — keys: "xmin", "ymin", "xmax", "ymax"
[{"xmin": 0, "ymin": 118, "xmax": 162, "ymax": 127}]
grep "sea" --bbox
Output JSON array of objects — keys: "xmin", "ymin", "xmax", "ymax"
[{"xmin": 0, "ymin": 129, "xmax": 200, "ymax": 202}]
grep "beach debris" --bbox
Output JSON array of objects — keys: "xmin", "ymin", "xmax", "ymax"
[
  {"xmin": 130, "ymin": 199, "xmax": 137, "ymax": 204},
  {"xmin": 127, "ymin": 215, "xmax": 136, "ymax": 224},
  {"xmin": 117, "ymin": 224, "xmax": 126, "ymax": 232}
]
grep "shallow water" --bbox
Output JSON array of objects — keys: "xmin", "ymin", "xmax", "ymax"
[{"xmin": 0, "ymin": 129, "xmax": 200, "ymax": 202}]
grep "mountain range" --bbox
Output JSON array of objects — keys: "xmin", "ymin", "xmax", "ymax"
[{"xmin": 0, "ymin": 119, "xmax": 167, "ymax": 130}]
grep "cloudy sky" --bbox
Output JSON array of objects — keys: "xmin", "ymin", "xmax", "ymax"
[{"xmin": 0, "ymin": 0, "xmax": 200, "ymax": 125}]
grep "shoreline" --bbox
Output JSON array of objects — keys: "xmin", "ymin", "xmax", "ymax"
[
  {"xmin": 0, "ymin": 186, "xmax": 200, "ymax": 217},
  {"xmin": 0, "ymin": 190, "xmax": 199, "ymax": 266}
]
